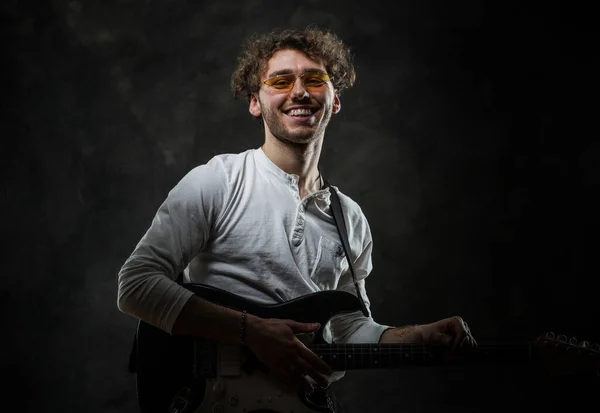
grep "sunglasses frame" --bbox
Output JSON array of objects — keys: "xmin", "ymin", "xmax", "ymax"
[{"xmin": 262, "ymin": 72, "xmax": 333, "ymax": 93}]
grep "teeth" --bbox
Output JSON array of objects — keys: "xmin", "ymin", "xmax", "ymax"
[{"xmin": 288, "ymin": 108, "xmax": 312, "ymax": 116}]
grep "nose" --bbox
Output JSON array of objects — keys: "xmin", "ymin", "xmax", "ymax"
[{"xmin": 290, "ymin": 76, "xmax": 309, "ymax": 98}]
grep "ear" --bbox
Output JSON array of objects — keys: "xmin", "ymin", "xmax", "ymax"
[
  {"xmin": 332, "ymin": 91, "xmax": 341, "ymax": 114},
  {"xmin": 249, "ymin": 93, "xmax": 262, "ymax": 117}
]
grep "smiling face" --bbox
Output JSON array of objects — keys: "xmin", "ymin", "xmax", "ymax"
[{"xmin": 249, "ymin": 49, "xmax": 341, "ymax": 145}]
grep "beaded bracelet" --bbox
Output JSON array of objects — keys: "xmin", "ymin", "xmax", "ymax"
[{"xmin": 240, "ymin": 309, "xmax": 247, "ymax": 344}]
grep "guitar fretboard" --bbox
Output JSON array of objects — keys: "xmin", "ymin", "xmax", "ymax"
[{"xmin": 309, "ymin": 343, "xmax": 534, "ymax": 371}]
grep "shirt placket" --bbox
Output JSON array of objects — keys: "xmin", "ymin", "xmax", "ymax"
[{"xmin": 288, "ymin": 175, "xmax": 307, "ymax": 247}]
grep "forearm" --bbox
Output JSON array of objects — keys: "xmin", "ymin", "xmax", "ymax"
[
  {"xmin": 171, "ymin": 295, "xmax": 261, "ymax": 344},
  {"xmin": 378, "ymin": 325, "xmax": 423, "ymax": 344}
]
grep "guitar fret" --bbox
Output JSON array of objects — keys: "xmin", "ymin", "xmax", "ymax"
[
  {"xmin": 319, "ymin": 343, "xmax": 547, "ymax": 369},
  {"xmin": 313, "ymin": 343, "xmax": 438, "ymax": 370}
]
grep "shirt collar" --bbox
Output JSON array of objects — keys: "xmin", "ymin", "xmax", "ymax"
[
  {"xmin": 254, "ymin": 147, "xmax": 331, "ymax": 202},
  {"xmin": 254, "ymin": 146, "xmax": 296, "ymax": 181}
]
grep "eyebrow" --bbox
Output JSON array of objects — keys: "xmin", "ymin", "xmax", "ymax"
[{"xmin": 266, "ymin": 68, "xmax": 327, "ymax": 78}]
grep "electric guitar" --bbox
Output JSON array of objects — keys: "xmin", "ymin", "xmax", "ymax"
[{"xmin": 132, "ymin": 284, "xmax": 600, "ymax": 413}]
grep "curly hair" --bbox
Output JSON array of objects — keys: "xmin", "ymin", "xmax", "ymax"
[{"xmin": 230, "ymin": 26, "xmax": 356, "ymax": 101}]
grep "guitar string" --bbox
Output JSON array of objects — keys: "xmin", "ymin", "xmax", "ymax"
[{"xmin": 307, "ymin": 343, "xmax": 592, "ymax": 354}]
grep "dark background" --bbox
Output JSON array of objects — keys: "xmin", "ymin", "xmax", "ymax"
[{"xmin": 2, "ymin": 0, "xmax": 599, "ymax": 412}]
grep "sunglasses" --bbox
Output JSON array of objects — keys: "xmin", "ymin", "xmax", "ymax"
[{"xmin": 263, "ymin": 72, "xmax": 332, "ymax": 93}]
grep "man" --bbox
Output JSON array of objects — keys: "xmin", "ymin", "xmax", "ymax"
[{"xmin": 118, "ymin": 26, "xmax": 476, "ymax": 411}]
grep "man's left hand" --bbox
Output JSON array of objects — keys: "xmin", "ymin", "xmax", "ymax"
[{"xmin": 417, "ymin": 316, "xmax": 477, "ymax": 350}]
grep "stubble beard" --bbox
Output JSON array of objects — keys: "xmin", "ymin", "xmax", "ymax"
[{"xmin": 261, "ymin": 102, "xmax": 332, "ymax": 147}]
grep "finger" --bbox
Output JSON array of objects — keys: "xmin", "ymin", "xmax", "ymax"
[
  {"xmin": 296, "ymin": 356, "xmax": 330, "ymax": 388},
  {"xmin": 288, "ymin": 320, "xmax": 321, "ymax": 334},
  {"xmin": 452, "ymin": 331, "xmax": 465, "ymax": 351},
  {"xmin": 298, "ymin": 344, "xmax": 333, "ymax": 376},
  {"xmin": 459, "ymin": 336, "xmax": 470, "ymax": 348},
  {"xmin": 456, "ymin": 317, "xmax": 474, "ymax": 350},
  {"xmin": 462, "ymin": 333, "xmax": 477, "ymax": 349},
  {"xmin": 461, "ymin": 321, "xmax": 477, "ymax": 347},
  {"xmin": 277, "ymin": 364, "xmax": 311, "ymax": 393},
  {"xmin": 296, "ymin": 331, "xmax": 317, "ymax": 347},
  {"xmin": 452, "ymin": 321, "xmax": 467, "ymax": 351},
  {"xmin": 289, "ymin": 373, "xmax": 312, "ymax": 393},
  {"xmin": 282, "ymin": 363, "xmax": 297, "ymax": 377}
]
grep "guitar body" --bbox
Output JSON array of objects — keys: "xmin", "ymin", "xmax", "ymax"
[
  {"xmin": 134, "ymin": 283, "xmax": 363, "ymax": 413},
  {"xmin": 133, "ymin": 283, "xmax": 600, "ymax": 412}
]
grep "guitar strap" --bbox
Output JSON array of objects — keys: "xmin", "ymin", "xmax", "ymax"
[{"xmin": 323, "ymin": 179, "xmax": 370, "ymax": 318}]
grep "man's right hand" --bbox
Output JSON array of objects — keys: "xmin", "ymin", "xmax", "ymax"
[{"xmin": 244, "ymin": 314, "xmax": 333, "ymax": 392}]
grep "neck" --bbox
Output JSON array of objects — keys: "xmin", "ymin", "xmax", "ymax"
[{"xmin": 262, "ymin": 134, "xmax": 324, "ymax": 197}]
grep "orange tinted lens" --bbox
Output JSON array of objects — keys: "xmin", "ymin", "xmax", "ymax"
[
  {"xmin": 301, "ymin": 73, "xmax": 330, "ymax": 89},
  {"xmin": 264, "ymin": 75, "xmax": 295, "ymax": 90}
]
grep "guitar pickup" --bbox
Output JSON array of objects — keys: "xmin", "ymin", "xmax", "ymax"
[{"xmin": 218, "ymin": 344, "xmax": 242, "ymax": 376}]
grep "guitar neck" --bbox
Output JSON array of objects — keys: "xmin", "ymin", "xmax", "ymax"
[{"xmin": 310, "ymin": 343, "xmax": 535, "ymax": 371}]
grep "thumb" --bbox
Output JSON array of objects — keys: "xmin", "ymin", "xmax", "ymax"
[{"xmin": 288, "ymin": 320, "xmax": 320, "ymax": 333}]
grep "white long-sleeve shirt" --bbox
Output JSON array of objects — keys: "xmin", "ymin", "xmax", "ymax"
[{"xmin": 117, "ymin": 147, "xmax": 391, "ymax": 348}]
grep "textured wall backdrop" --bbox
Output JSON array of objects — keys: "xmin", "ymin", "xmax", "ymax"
[{"xmin": 3, "ymin": 0, "xmax": 599, "ymax": 412}]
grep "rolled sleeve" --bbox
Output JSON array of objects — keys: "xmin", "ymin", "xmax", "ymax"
[{"xmin": 329, "ymin": 281, "xmax": 393, "ymax": 343}]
